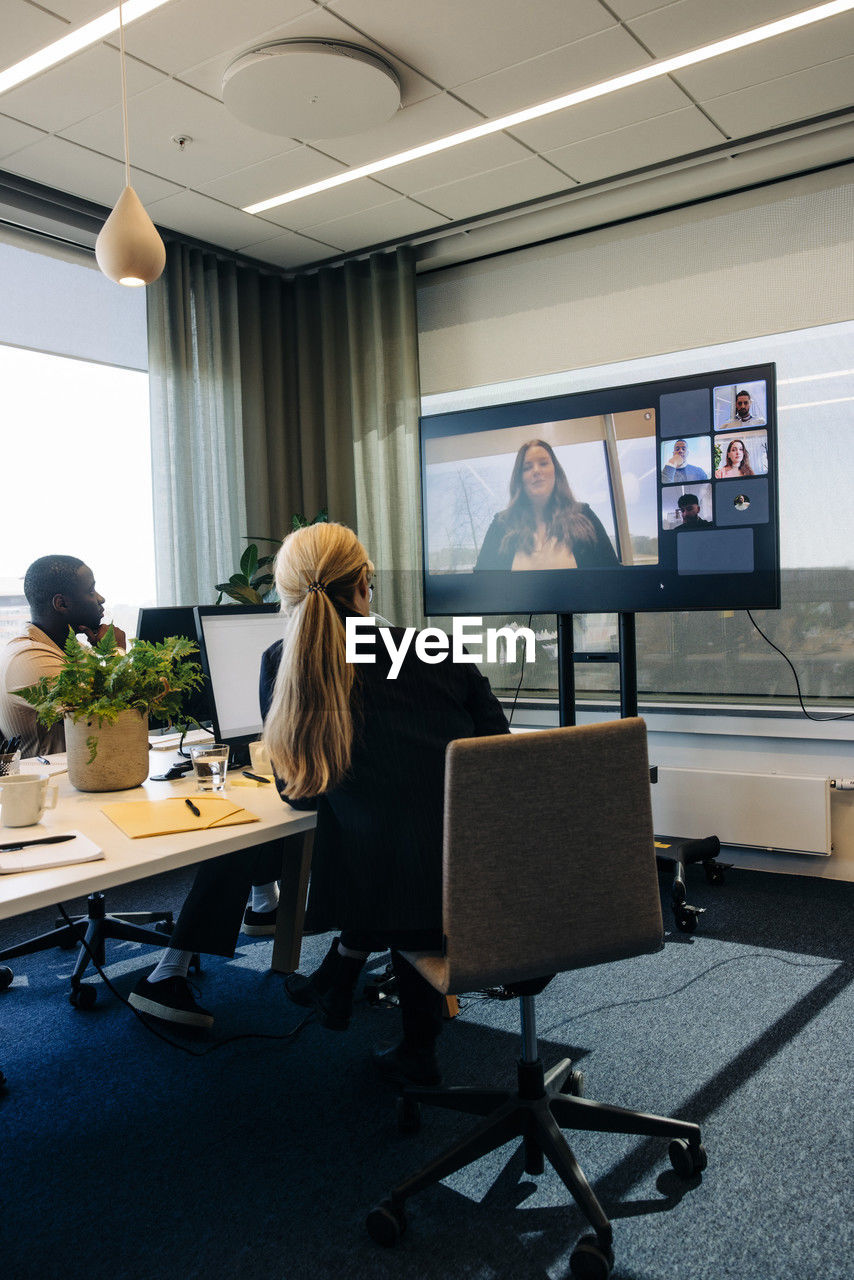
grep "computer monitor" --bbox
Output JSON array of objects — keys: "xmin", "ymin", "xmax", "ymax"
[
  {"xmin": 420, "ymin": 361, "xmax": 779, "ymax": 616},
  {"xmin": 135, "ymin": 605, "xmax": 213, "ymax": 729},
  {"xmin": 193, "ymin": 605, "xmax": 284, "ymax": 764}
]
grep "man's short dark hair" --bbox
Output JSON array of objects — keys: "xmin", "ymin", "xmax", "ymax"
[
  {"xmin": 23, "ymin": 555, "xmax": 85, "ymax": 614},
  {"xmin": 677, "ymin": 494, "xmax": 699, "ymax": 509},
  {"xmin": 736, "ymin": 389, "xmax": 750, "ymax": 399}
]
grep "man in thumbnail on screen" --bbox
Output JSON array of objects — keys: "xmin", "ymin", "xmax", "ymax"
[
  {"xmin": 660, "ymin": 438, "xmax": 709, "ymax": 484},
  {"xmin": 675, "ymin": 493, "xmax": 713, "ymax": 529},
  {"xmin": 719, "ymin": 387, "xmax": 765, "ymax": 429},
  {"xmin": 474, "ymin": 440, "xmax": 619, "ymax": 572}
]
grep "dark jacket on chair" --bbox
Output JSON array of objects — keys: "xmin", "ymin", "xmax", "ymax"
[{"xmin": 259, "ymin": 622, "xmax": 509, "ymax": 934}]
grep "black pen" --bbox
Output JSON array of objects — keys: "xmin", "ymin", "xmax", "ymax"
[
  {"xmin": 242, "ymin": 770, "xmax": 271, "ymax": 784},
  {"xmin": 185, "ymin": 797, "xmax": 201, "ymax": 817},
  {"xmin": 36, "ymin": 755, "xmax": 50, "ymax": 765}
]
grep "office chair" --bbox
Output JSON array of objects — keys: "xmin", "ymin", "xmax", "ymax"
[
  {"xmin": 366, "ymin": 718, "xmax": 706, "ymax": 1280},
  {"xmin": 0, "ymin": 894, "xmax": 182, "ymax": 1008},
  {"xmin": 655, "ymin": 832, "xmax": 725, "ymax": 932}
]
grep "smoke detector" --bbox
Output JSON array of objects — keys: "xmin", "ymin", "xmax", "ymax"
[{"xmin": 222, "ymin": 39, "xmax": 401, "ymax": 139}]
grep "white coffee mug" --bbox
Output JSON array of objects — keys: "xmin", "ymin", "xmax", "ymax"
[
  {"xmin": 0, "ymin": 773, "xmax": 59, "ymax": 827},
  {"xmin": 248, "ymin": 740, "xmax": 273, "ymax": 776}
]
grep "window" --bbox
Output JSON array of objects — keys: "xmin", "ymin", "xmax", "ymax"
[
  {"xmin": 423, "ymin": 319, "xmax": 854, "ymax": 707},
  {"xmin": 0, "ymin": 238, "xmax": 153, "ymax": 645}
]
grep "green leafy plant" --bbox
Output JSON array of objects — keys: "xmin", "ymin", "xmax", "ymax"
[
  {"xmin": 214, "ymin": 510, "xmax": 328, "ymax": 605},
  {"xmin": 19, "ymin": 627, "xmax": 206, "ymax": 743}
]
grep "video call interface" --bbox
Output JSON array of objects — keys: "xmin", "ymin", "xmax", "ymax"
[{"xmin": 420, "ymin": 363, "xmax": 779, "ymax": 616}]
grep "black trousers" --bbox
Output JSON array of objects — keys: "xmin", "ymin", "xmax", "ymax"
[
  {"xmin": 169, "ymin": 837, "xmax": 291, "ymax": 958},
  {"xmin": 340, "ymin": 928, "xmax": 445, "ymax": 1048}
]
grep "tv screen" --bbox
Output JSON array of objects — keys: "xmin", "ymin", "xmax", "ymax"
[
  {"xmin": 420, "ymin": 363, "xmax": 779, "ymax": 616},
  {"xmin": 193, "ymin": 605, "xmax": 284, "ymax": 760},
  {"xmin": 135, "ymin": 605, "xmax": 213, "ymax": 728}
]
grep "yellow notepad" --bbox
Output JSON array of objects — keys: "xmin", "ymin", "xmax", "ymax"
[{"xmin": 101, "ymin": 795, "xmax": 260, "ymax": 838}]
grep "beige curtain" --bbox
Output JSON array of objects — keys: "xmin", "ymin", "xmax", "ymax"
[{"xmin": 147, "ymin": 243, "xmax": 422, "ymax": 624}]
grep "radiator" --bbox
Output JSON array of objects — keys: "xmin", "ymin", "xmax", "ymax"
[{"xmin": 650, "ymin": 767, "xmax": 832, "ymax": 856}]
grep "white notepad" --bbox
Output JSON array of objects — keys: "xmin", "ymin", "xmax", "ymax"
[{"xmin": 0, "ymin": 831, "xmax": 104, "ymax": 874}]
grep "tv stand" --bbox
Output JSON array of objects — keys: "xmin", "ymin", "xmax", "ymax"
[{"xmin": 556, "ymin": 612, "xmax": 726, "ymax": 932}]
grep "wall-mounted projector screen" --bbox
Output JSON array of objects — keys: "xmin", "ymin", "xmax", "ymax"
[{"xmin": 420, "ymin": 363, "xmax": 779, "ymax": 617}]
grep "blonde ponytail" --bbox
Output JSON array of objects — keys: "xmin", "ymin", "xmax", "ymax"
[{"xmin": 263, "ymin": 523, "xmax": 371, "ymax": 799}]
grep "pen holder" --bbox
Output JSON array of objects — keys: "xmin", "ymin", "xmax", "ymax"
[{"xmin": 0, "ymin": 749, "xmax": 21, "ymax": 777}]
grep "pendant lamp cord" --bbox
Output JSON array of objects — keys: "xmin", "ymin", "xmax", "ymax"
[{"xmin": 118, "ymin": 0, "xmax": 131, "ymax": 188}]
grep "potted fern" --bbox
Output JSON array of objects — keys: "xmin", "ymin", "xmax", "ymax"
[{"xmin": 19, "ymin": 627, "xmax": 204, "ymax": 793}]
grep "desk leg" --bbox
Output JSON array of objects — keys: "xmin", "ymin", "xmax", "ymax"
[{"xmin": 271, "ymin": 831, "xmax": 314, "ymax": 975}]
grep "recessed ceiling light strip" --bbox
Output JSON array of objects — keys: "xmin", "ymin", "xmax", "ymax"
[
  {"xmin": 245, "ymin": 0, "xmax": 854, "ymax": 214},
  {"xmin": 0, "ymin": 0, "xmax": 174, "ymax": 96}
]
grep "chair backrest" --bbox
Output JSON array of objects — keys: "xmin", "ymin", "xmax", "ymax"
[{"xmin": 438, "ymin": 717, "xmax": 663, "ymax": 994}]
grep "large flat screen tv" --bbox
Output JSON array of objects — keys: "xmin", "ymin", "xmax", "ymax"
[{"xmin": 420, "ymin": 362, "xmax": 779, "ymax": 617}]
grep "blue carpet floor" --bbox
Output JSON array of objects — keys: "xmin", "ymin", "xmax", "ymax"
[{"xmin": 0, "ymin": 864, "xmax": 851, "ymax": 1280}]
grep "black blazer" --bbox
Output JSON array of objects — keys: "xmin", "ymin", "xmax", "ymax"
[
  {"xmin": 259, "ymin": 624, "xmax": 509, "ymax": 933},
  {"xmin": 475, "ymin": 504, "xmax": 619, "ymax": 571}
]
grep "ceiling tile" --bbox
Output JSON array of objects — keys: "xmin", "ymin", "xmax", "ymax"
[
  {"xmin": 144, "ymin": 187, "xmax": 284, "ymax": 248},
  {"xmin": 374, "ymin": 132, "xmax": 535, "ymax": 197},
  {"xmin": 60, "ymin": 79, "xmax": 295, "ymax": 185},
  {"xmin": 306, "ymin": 93, "xmax": 489, "ymax": 167},
  {"xmin": 457, "ymin": 26, "xmax": 656, "ymax": 118},
  {"xmin": 178, "ymin": 5, "xmax": 437, "ymax": 111},
  {"xmin": 35, "ymin": 2, "xmax": 123, "ymax": 20},
  {"xmin": 238, "ymin": 229, "xmax": 342, "ymax": 268},
  {"xmin": 0, "ymin": 1, "xmax": 68, "ymax": 69},
  {"xmin": 199, "ymin": 145, "xmax": 338, "ymax": 210},
  {"xmin": 0, "ymin": 135, "xmax": 181, "ymax": 206},
  {"xmin": 412, "ymin": 155, "xmax": 574, "ymax": 221},
  {"xmin": 698, "ymin": 52, "xmax": 854, "ymax": 137},
  {"xmin": 543, "ymin": 106, "xmax": 726, "ymax": 184},
  {"xmin": 624, "ymin": 0, "xmax": 830, "ymax": 60},
  {"xmin": 122, "ymin": 0, "xmax": 316, "ymax": 77},
  {"xmin": 0, "ymin": 46, "xmax": 164, "ymax": 134},
  {"xmin": 672, "ymin": 12, "xmax": 854, "ymax": 99},
  {"xmin": 507, "ymin": 78, "xmax": 694, "ymax": 152},
  {"xmin": 301, "ymin": 196, "xmax": 451, "ymax": 250},
  {"xmin": 0, "ymin": 112, "xmax": 46, "ymax": 160},
  {"xmin": 606, "ymin": 0, "xmax": 683, "ymax": 16},
  {"xmin": 327, "ymin": 0, "xmax": 614, "ymax": 87}
]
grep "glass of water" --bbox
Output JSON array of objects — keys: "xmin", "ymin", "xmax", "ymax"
[{"xmin": 190, "ymin": 743, "xmax": 230, "ymax": 792}]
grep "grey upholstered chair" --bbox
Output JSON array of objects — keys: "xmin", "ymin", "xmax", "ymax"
[{"xmin": 367, "ymin": 717, "xmax": 706, "ymax": 1280}]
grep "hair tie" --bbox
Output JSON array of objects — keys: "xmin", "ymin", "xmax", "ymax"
[{"xmin": 306, "ymin": 581, "xmax": 326, "ymax": 595}]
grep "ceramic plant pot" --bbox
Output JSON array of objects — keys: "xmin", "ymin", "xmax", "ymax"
[{"xmin": 65, "ymin": 710, "xmax": 149, "ymax": 792}]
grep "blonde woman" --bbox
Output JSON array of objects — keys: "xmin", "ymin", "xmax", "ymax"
[{"xmin": 260, "ymin": 522, "xmax": 508, "ymax": 1085}]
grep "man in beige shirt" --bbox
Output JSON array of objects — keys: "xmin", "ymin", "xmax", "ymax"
[{"xmin": 0, "ymin": 555, "xmax": 125, "ymax": 758}]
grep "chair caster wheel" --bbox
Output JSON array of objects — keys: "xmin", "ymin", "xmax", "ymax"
[
  {"xmin": 704, "ymin": 862, "xmax": 726, "ymax": 885},
  {"xmin": 189, "ymin": 953, "xmax": 202, "ymax": 975},
  {"xmin": 0, "ymin": 965, "xmax": 13, "ymax": 991},
  {"xmin": 155, "ymin": 920, "xmax": 173, "ymax": 936},
  {"xmin": 366, "ymin": 1198, "xmax": 406, "ymax": 1246},
  {"xmin": 396, "ymin": 1094, "xmax": 421, "ymax": 1134},
  {"xmin": 561, "ymin": 1068, "xmax": 585, "ymax": 1097},
  {"xmin": 674, "ymin": 904, "xmax": 702, "ymax": 933},
  {"xmin": 669, "ymin": 1138, "xmax": 707, "ymax": 1178},
  {"xmin": 570, "ymin": 1233, "xmax": 614, "ymax": 1279},
  {"xmin": 70, "ymin": 984, "xmax": 97, "ymax": 1010},
  {"xmin": 57, "ymin": 929, "xmax": 79, "ymax": 950}
]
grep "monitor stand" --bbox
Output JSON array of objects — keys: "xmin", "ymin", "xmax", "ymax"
[{"xmin": 555, "ymin": 612, "xmax": 723, "ymax": 932}]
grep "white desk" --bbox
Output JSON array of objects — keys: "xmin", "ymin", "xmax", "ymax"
[{"xmin": 0, "ymin": 754, "xmax": 316, "ymax": 975}]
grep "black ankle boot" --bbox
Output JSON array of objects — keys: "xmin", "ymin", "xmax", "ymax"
[
  {"xmin": 284, "ymin": 938, "xmax": 340, "ymax": 1009},
  {"xmin": 284, "ymin": 940, "xmax": 365, "ymax": 1030}
]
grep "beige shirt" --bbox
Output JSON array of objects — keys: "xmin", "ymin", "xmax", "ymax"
[{"xmin": 0, "ymin": 624, "xmax": 67, "ymax": 758}]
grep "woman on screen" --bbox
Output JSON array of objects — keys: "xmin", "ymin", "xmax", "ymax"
[
  {"xmin": 474, "ymin": 439, "xmax": 618, "ymax": 571},
  {"xmin": 715, "ymin": 438, "xmax": 754, "ymax": 480},
  {"xmin": 261, "ymin": 522, "xmax": 508, "ymax": 1087}
]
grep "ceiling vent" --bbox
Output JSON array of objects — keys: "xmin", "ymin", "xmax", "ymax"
[{"xmin": 221, "ymin": 39, "xmax": 401, "ymax": 139}]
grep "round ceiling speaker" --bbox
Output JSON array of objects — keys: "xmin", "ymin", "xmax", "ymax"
[{"xmin": 222, "ymin": 39, "xmax": 401, "ymax": 139}]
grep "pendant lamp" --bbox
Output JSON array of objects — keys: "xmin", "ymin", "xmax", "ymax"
[{"xmin": 95, "ymin": 1, "xmax": 165, "ymax": 286}]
